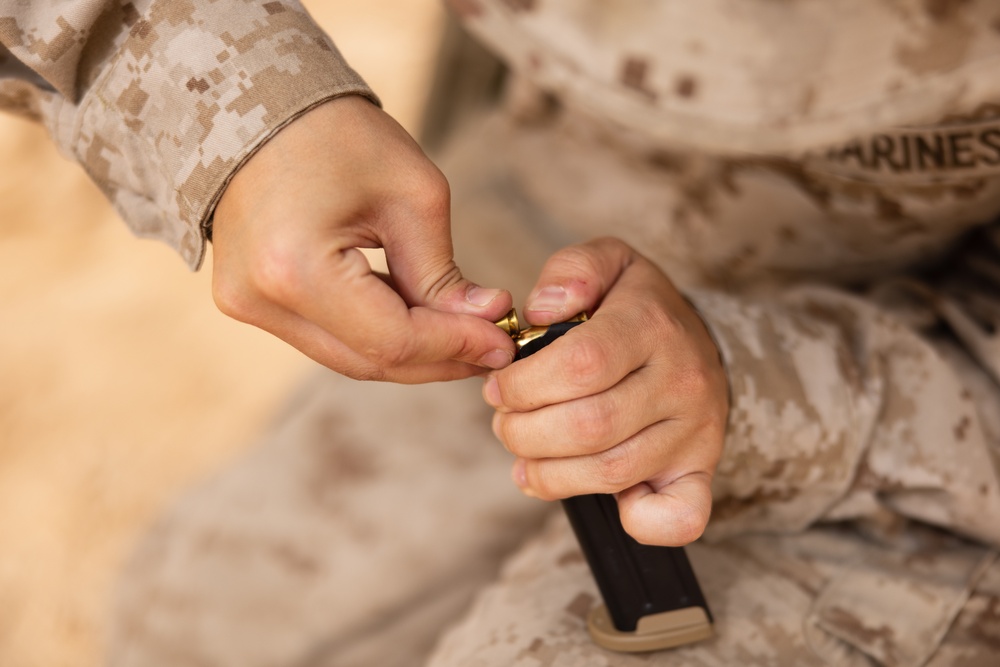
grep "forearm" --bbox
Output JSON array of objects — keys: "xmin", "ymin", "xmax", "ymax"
[{"xmin": 693, "ymin": 261, "xmax": 1000, "ymax": 547}]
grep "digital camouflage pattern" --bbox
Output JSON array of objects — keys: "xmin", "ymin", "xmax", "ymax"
[
  {"xmin": 448, "ymin": 0, "xmax": 1000, "ymax": 155},
  {"xmin": 3, "ymin": 1, "xmax": 1000, "ymax": 665},
  {"xmin": 109, "ymin": 372, "xmax": 552, "ymax": 667},
  {"xmin": 0, "ymin": 0, "xmax": 376, "ymax": 268},
  {"xmin": 108, "ymin": 111, "xmax": 1000, "ymax": 665},
  {"xmin": 446, "ymin": 0, "xmax": 1000, "ymax": 548},
  {"xmin": 429, "ymin": 514, "xmax": 1000, "ymax": 667},
  {"xmin": 430, "ymin": 2, "xmax": 1000, "ymax": 663}
]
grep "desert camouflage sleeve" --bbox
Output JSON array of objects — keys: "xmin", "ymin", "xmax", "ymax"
[
  {"xmin": 0, "ymin": 0, "xmax": 377, "ymax": 269},
  {"xmin": 691, "ymin": 226, "xmax": 1000, "ymax": 549}
]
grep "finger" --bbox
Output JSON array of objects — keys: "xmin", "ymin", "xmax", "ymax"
[
  {"xmin": 486, "ymin": 322, "xmax": 635, "ymax": 411},
  {"xmin": 227, "ymin": 291, "xmax": 490, "ymax": 383},
  {"xmin": 522, "ymin": 237, "xmax": 636, "ymax": 325},
  {"xmin": 616, "ymin": 473, "xmax": 714, "ymax": 546},
  {"xmin": 275, "ymin": 246, "xmax": 517, "ymax": 370},
  {"xmin": 492, "ymin": 365, "xmax": 667, "ymax": 459},
  {"xmin": 489, "ymin": 252, "xmax": 690, "ymax": 411},
  {"xmin": 518, "ymin": 420, "xmax": 694, "ymax": 500},
  {"xmin": 378, "ymin": 172, "xmax": 514, "ymax": 322}
]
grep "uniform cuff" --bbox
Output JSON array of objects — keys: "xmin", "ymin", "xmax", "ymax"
[{"xmin": 70, "ymin": 0, "xmax": 378, "ymax": 269}]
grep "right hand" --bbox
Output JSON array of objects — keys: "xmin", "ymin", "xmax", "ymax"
[
  {"xmin": 484, "ymin": 239, "xmax": 728, "ymax": 546},
  {"xmin": 211, "ymin": 95, "xmax": 516, "ymax": 383}
]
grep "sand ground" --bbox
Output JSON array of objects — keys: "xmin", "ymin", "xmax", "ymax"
[{"xmin": 0, "ymin": 3, "xmax": 444, "ymax": 665}]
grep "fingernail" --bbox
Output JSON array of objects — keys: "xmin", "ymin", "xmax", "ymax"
[
  {"xmin": 467, "ymin": 286, "xmax": 501, "ymax": 307},
  {"xmin": 483, "ymin": 375, "xmax": 503, "ymax": 407},
  {"xmin": 479, "ymin": 349, "xmax": 513, "ymax": 371},
  {"xmin": 512, "ymin": 459, "xmax": 527, "ymax": 487},
  {"xmin": 527, "ymin": 285, "xmax": 567, "ymax": 314}
]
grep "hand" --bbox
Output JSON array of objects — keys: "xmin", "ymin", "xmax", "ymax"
[
  {"xmin": 483, "ymin": 238, "xmax": 729, "ymax": 546},
  {"xmin": 211, "ymin": 95, "xmax": 516, "ymax": 383}
]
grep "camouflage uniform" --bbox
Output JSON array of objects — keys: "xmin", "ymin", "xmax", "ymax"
[
  {"xmin": 4, "ymin": 1, "xmax": 1000, "ymax": 665},
  {"xmin": 0, "ymin": 0, "xmax": 376, "ymax": 268}
]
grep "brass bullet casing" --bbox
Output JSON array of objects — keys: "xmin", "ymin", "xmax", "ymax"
[
  {"xmin": 493, "ymin": 309, "xmax": 521, "ymax": 338},
  {"xmin": 495, "ymin": 308, "xmax": 588, "ymax": 351}
]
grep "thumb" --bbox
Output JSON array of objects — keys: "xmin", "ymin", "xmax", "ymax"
[
  {"xmin": 381, "ymin": 182, "xmax": 512, "ymax": 321},
  {"xmin": 524, "ymin": 237, "xmax": 635, "ymax": 325},
  {"xmin": 615, "ymin": 473, "xmax": 713, "ymax": 546}
]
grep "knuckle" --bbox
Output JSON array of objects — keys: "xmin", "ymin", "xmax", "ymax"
[
  {"xmin": 648, "ymin": 305, "xmax": 683, "ymax": 340},
  {"xmin": 570, "ymin": 400, "xmax": 616, "ymax": 449},
  {"xmin": 672, "ymin": 363, "xmax": 713, "ymax": 400},
  {"xmin": 562, "ymin": 337, "xmax": 609, "ymax": 386},
  {"xmin": 700, "ymin": 409, "xmax": 728, "ymax": 446},
  {"xmin": 423, "ymin": 263, "xmax": 465, "ymax": 305},
  {"xmin": 345, "ymin": 364, "xmax": 387, "ymax": 382},
  {"xmin": 493, "ymin": 415, "xmax": 518, "ymax": 453},
  {"xmin": 526, "ymin": 465, "xmax": 561, "ymax": 501},
  {"xmin": 365, "ymin": 337, "xmax": 415, "ymax": 369},
  {"xmin": 357, "ymin": 319, "xmax": 418, "ymax": 369},
  {"xmin": 403, "ymin": 166, "xmax": 450, "ymax": 219},
  {"xmin": 669, "ymin": 503, "xmax": 710, "ymax": 545},
  {"xmin": 212, "ymin": 274, "xmax": 250, "ymax": 321},
  {"xmin": 320, "ymin": 353, "xmax": 389, "ymax": 382},
  {"xmin": 593, "ymin": 444, "xmax": 637, "ymax": 490},
  {"xmin": 250, "ymin": 245, "xmax": 303, "ymax": 303}
]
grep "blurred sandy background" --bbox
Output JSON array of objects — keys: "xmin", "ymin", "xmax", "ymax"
[{"xmin": 0, "ymin": 2, "xmax": 445, "ymax": 665}]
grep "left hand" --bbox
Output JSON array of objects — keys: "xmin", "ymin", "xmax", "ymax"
[
  {"xmin": 211, "ymin": 96, "xmax": 515, "ymax": 384},
  {"xmin": 483, "ymin": 237, "xmax": 729, "ymax": 546}
]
